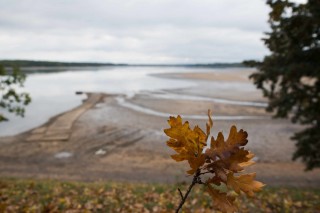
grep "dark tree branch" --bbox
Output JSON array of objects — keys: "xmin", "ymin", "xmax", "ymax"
[{"xmin": 175, "ymin": 169, "xmax": 201, "ymax": 213}]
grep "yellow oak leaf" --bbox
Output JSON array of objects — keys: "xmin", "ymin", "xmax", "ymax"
[
  {"xmin": 164, "ymin": 116, "xmax": 191, "ymax": 142},
  {"xmin": 207, "ymin": 184, "xmax": 237, "ymax": 213},
  {"xmin": 171, "ymin": 153, "xmax": 191, "ymax": 162},
  {"xmin": 227, "ymin": 172, "xmax": 265, "ymax": 197},
  {"xmin": 164, "ymin": 115, "xmax": 207, "ymax": 173},
  {"xmin": 164, "ymin": 116, "xmax": 206, "ymax": 155}
]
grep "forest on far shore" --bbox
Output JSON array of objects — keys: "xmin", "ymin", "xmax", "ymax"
[{"xmin": 0, "ymin": 60, "xmax": 245, "ymax": 69}]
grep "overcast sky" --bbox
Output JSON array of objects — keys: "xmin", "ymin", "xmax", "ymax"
[{"xmin": 0, "ymin": 0, "xmax": 305, "ymax": 64}]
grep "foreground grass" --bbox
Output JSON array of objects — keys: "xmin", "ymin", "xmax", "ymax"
[{"xmin": 0, "ymin": 178, "xmax": 319, "ymax": 212}]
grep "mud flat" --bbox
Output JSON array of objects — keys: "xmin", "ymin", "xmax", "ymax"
[{"xmin": 0, "ymin": 70, "xmax": 319, "ymax": 187}]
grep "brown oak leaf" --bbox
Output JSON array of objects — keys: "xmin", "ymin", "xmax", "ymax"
[
  {"xmin": 227, "ymin": 172, "xmax": 265, "ymax": 197},
  {"xmin": 205, "ymin": 125, "xmax": 248, "ymax": 161},
  {"xmin": 207, "ymin": 184, "xmax": 237, "ymax": 213}
]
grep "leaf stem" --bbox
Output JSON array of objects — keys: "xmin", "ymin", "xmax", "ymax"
[{"xmin": 175, "ymin": 169, "xmax": 201, "ymax": 213}]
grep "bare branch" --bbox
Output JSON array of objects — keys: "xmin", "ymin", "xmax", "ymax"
[
  {"xmin": 175, "ymin": 169, "xmax": 201, "ymax": 213},
  {"xmin": 177, "ymin": 188, "xmax": 183, "ymax": 201}
]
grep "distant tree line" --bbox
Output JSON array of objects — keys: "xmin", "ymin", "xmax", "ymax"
[
  {"xmin": 0, "ymin": 60, "xmax": 124, "ymax": 68},
  {"xmin": 0, "ymin": 60, "xmax": 245, "ymax": 69}
]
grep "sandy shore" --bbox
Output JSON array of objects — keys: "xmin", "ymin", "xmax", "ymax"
[
  {"xmin": 0, "ymin": 69, "xmax": 319, "ymax": 187},
  {"xmin": 153, "ymin": 69, "xmax": 254, "ymax": 82}
]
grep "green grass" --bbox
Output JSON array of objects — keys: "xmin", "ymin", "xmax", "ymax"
[{"xmin": 0, "ymin": 178, "xmax": 319, "ymax": 212}]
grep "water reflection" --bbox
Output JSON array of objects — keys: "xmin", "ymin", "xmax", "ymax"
[
  {"xmin": 0, "ymin": 66, "xmax": 260, "ymax": 137},
  {"xmin": 0, "ymin": 66, "xmax": 196, "ymax": 136}
]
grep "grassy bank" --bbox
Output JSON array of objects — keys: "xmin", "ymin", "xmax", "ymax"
[{"xmin": 0, "ymin": 178, "xmax": 319, "ymax": 212}]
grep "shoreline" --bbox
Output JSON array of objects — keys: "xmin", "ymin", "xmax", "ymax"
[
  {"xmin": 0, "ymin": 70, "xmax": 319, "ymax": 186},
  {"xmin": 0, "ymin": 92, "xmax": 104, "ymax": 142},
  {"xmin": 150, "ymin": 68, "xmax": 255, "ymax": 83}
]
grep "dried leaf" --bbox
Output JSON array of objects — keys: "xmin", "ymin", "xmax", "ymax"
[
  {"xmin": 221, "ymin": 149, "xmax": 254, "ymax": 172},
  {"xmin": 164, "ymin": 115, "xmax": 207, "ymax": 174},
  {"xmin": 187, "ymin": 154, "xmax": 206, "ymax": 175},
  {"xmin": 205, "ymin": 162, "xmax": 228, "ymax": 182},
  {"xmin": 238, "ymin": 152, "xmax": 255, "ymax": 168},
  {"xmin": 227, "ymin": 172, "xmax": 265, "ymax": 197},
  {"xmin": 207, "ymin": 184, "xmax": 237, "ymax": 213},
  {"xmin": 227, "ymin": 126, "xmax": 248, "ymax": 147},
  {"xmin": 206, "ymin": 126, "xmax": 248, "ymax": 161},
  {"xmin": 206, "ymin": 109, "xmax": 213, "ymax": 140}
]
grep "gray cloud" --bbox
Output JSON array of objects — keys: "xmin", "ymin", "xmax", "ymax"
[{"xmin": 0, "ymin": 0, "xmax": 273, "ymax": 63}]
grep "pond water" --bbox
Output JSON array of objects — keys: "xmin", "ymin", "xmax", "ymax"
[{"xmin": 0, "ymin": 66, "xmax": 260, "ymax": 137}]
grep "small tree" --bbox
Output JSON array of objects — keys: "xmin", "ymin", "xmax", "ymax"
[
  {"xmin": 164, "ymin": 111, "xmax": 264, "ymax": 213},
  {"xmin": 0, "ymin": 65, "xmax": 31, "ymax": 122},
  {"xmin": 246, "ymin": 0, "xmax": 320, "ymax": 170}
]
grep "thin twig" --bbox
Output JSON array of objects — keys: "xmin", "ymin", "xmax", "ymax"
[
  {"xmin": 177, "ymin": 188, "xmax": 183, "ymax": 200},
  {"xmin": 196, "ymin": 176, "xmax": 205, "ymax": 185},
  {"xmin": 199, "ymin": 171, "xmax": 211, "ymax": 175},
  {"xmin": 175, "ymin": 169, "xmax": 201, "ymax": 213}
]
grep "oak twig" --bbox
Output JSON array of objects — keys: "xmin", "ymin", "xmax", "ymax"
[
  {"xmin": 178, "ymin": 188, "xmax": 183, "ymax": 200},
  {"xmin": 175, "ymin": 169, "xmax": 201, "ymax": 213}
]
